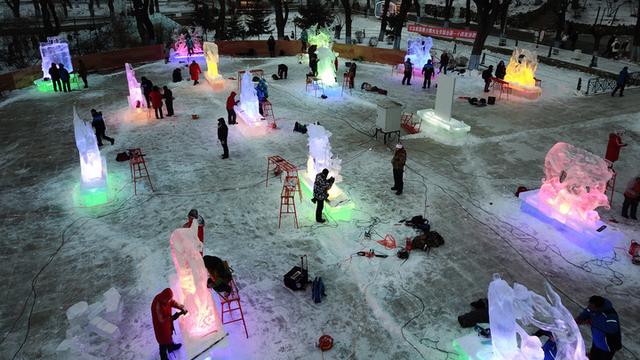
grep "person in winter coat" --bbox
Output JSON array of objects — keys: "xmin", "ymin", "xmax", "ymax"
[
  {"xmin": 402, "ymin": 58, "xmax": 413, "ymax": 85},
  {"xmin": 59, "ymin": 64, "xmax": 71, "ymax": 93},
  {"xmin": 622, "ymin": 175, "xmax": 640, "ymax": 219},
  {"xmin": 482, "ymin": 65, "xmax": 494, "ymax": 92},
  {"xmin": 422, "ymin": 59, "xmax": 435, "ymax": 89},
  {"xmin": 141, "ymin": 77, "xmax": 153, "ymax": 108},
  {"xmin": 278, "ymin": 64, "xmax": 288, "ymax": 79},
  {"xmin": 575, "ymin": 296, "xmax": 621, "ymax": 360},
  {"xmin": 267, "ymin": 35, "xmax": 276, "ymax": 57},
  {"xmin": 611, "ymin": 66, "xmax": 628, "ymax": 97},
  {"xmin": 348, "ymin": 62, "xmax": 357, "ymax": 89},
  {"xmin": 162, "ymin": 86, "xmax": 174, "ymax": 117},
  {"xmin": 90, "ymin": 109, "xmax": 115, "ymax": 146},
  {"xmin": 183, "ymin": 208, "xmax": 205, "ymax": 253},
  {"xmin": 217, "ymin": 117, "xmax": 229, "ymax": 159},
  {"xmin": 495, "ymin": 60, "xmax": 506, "ymax": 80},
  {"xmin": 189, "ymin": 60, "xmax": 201, "ymax": 86},
  {"xmin": 226, "ymin": 91, "xmax": 239, "ymax": 125},
  {"xmin": 610, "ymin": 38, "xmax": 620, "ymax": 59},
  {"xmin": 604, "ymin": 131, "xmax": 627, "ymax": 163},
  {"xmin": 48, "ymin": 63, "xmax": 61, "ymax": 92},
  {"xmin": 439, "ymin": 51, "xmax": 450, "ymax": 74},
  {"xmin": 77, "ymin": 59, "xmax": 88, "ymax": 88},
  {"xmin": 172, "ymin": 68, "xmax": 182, "ymax": 83},
  {"xmin": 309, "ymin": 52, "xmax": 319, "ymax": 77},
  {"xmin": 312, "ymin": 169, "xmax": 334, "ymax": 223},
  {"xmin": 203, "ymin": 255, "xmax": 233, "ymax": 295},
  {"xmin": 149, "ymin": 86, "xmax": 164, "ymax": 119},
  {"xmin": 151, "ymin": 288, "xmax": 187, "ymax": 360},
  {"xmin": 256, "ymin": 78, "xmax": 268, "ymax": 115},
  {"xmin": 300, "ymin": 29, "xmax": 308, "ymax": 52},
  {"xmin": 185, "ymin": 33, "xmax": 194, "ymax": 56},
  {"xmin": 391, "ymin": 143, "xmax": 406, "ymax": 195}
]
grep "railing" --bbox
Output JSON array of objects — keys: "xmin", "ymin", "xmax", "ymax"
[{"xmin": 583, "ymin": 71, "xmax": 640, "ymax": 95}]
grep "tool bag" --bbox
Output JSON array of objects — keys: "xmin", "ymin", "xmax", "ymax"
[{"xmin": 284, "ymin": 255, "xmax": 309, "ymax": 291}]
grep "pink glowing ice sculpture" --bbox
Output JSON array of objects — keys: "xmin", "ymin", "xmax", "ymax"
[
  {"xmin": 538, "ymin": 142, "xmax": 612, "ymax": 227},
  {"xmin": 170, "ymin": 222, "xmax": 221, "ymax": 339},
  {"xmin": 125, "ymin": 63, "xmax": 146, "ymax": 109},
  {"xmin": 73, "ymin": 107, "xmax": 106, "ymax": 189}
]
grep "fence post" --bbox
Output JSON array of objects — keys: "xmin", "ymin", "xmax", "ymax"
[
  {"xmin": 589, "ymin": 55, "xmax": 598, "ymax": 68},
  {"xmin": 453, "ymin": 42, "xmax": 457, "ymax": 54},
  {"xmin": 585, "ymin": 79, "xmax": 590, "ymax": 95},
  {"xmin": 576, "ymin": 77, "xmax": 581, "ymax": 91},
  {"xmin": 481, "ymin": 53, "xmax": 486, "ymax": 65},
  {"xmin": 515, "ymin": 39, "xmax": 518, "ymax": 47},
  {"xmin": 547, "ymin": 46, "xmax": 553, "ymax": 57}
]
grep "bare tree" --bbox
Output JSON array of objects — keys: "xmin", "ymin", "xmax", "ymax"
[
  {"xmin": 4, "ymin": 0, "xmax": 21, "ymax": 17},
  {"xmin": 132, "ymin": 0, "xmax": 155, "ymax": 42},
  {"xmin": 468, "ymin": 0, "xmax": 510, "ymax": 69},
  {"xmin": 215, "ymin": 0, "xmax": 226, "ymax": 40},
  {"xmin": 391, "ymin": 0, "xmax": 411, "ymax": 49},
  {"xmin": 271, "ymin": 0, "xmax": 289, "ymax": 39},
  {"xmin": 39, "ymin": 0, "xmax": 61, "ymax": 35},
  {"xmin": 553, "ymin": 0, "xmax": 570, "ymax": 47},
  {"xmin": 341, "ymin": 0, "xmax": 353, "ymax": 44},
  {"xmin": 443, "ymin": 0, "xmax": 454, "ymax": 27},
  {"xmin": 465, "ymin": 0, "xmax": 471, "ymax": 28},
  {"xmin": 633, "ymin": 0, "xmax": 640, "ymax": 61},
  {"xmin": 377, "ymin": 0, "xmax": 391, "ymax": 41}
]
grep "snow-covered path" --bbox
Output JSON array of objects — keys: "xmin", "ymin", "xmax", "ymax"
[{"xmin": 0, "ymin": 54, "xmax": 639, "ymax": 360}]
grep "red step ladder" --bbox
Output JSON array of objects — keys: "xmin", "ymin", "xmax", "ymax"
[
  {"xmin": 279, "ymin": 184, "xmax": 299, "ymax": 228},
  {"xmin": 261, "ymin": 100, "xmax": 277, "ymax": 128},
  {"xmin": 219, "ymin": 279, "xmax": 249, "ymax": 338},
  {"xmin": 128, "ymin": 148, "xmax": 155, "ymax": 195},
  {"xmin": 266, "ymin": 156, "xmax": 302, "ymax": 200},
  {"xmin": 606, "ymin": 163, "xmax": 617, "ymax": 206}
]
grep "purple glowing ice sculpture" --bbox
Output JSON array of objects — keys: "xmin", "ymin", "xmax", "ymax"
[{"xmin": 125, "ymin": 63, "xmax": 146, "ymax": 109}]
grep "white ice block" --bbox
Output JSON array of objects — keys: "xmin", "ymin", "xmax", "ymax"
[
  {"xmin": 88, "ymin": 316, "xmax": 120, "ymax": 339},
  {"xmin": 66, "ymin": 301, "xmax": 89, "ymax": 326},
  {"xmin": 87, "ymin": 301, "xmax": 106, "ymax": 321},
  {"xmin": 102, "ymin": 288, "xmax": 122, "ymax": 323}
]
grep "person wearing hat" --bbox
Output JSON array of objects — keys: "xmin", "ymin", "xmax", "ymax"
[
  {"xmin": 312, "ymin": 169, "xmax": 335, "ymax": 223},
  {"xmin": 183, "ymin": 209, "xmax": 205, "ymax": 254},
  {"xmin": 391, "ymin": 143, "xmax": 406, "ymax": 195},
  {"xmin": 151, "ymin": 288, "xmax": 187, "ymax": 360}
]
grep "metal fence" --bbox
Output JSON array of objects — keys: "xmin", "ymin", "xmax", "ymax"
[{"xmin": 584, "ymin": 71, "xmax": 640, "ymax": 95}]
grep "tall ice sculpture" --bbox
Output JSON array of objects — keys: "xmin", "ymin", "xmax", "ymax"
[
  {"xmin": 36, "ymin": 37, "xmax": 74, "ymax": 92},
  {"xmin": 73, "ymin": 107, "xmax": 106, "ymax": 190},
  {"xmin": 125, "ymin": 63, "xmax": 146, "ymax": 109},
  {"xmin": 235, "ymin": 70, "xmax": 262, "ymax": 126},
  {"xmin": 203, "ymin": 42, "xmax": 224, "ymax": 90}
]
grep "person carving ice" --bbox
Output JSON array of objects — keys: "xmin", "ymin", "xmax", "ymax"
[
  {"xmin": 312, "ymin": 169, "xmax": 334, "ymax": 223},
  {"xmin": 575, "ymin": 295, "xmax": 622, "ymax": 360},
  {"xmin": 151, "ymin": 288, "xmax": 188, "ymax": 360}
]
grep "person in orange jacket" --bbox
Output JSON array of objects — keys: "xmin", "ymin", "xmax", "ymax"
[
  {"xmin": 182, "ymin": 209, "xmax": 205, "ymax": 254},
  {"xmin": 151, "ymin": 288, "xmax": 187, "ymax": 360},
  {"xmin": 226, "ymin": 91, "xmax": 239, "ymax": 125},
  {"xmin": 189, "ymin": 60, "xmax": 201, "ymax": 86},
  {"xmin": 149, "ymin": 86, "xmax": 164, "ymax": 119}
]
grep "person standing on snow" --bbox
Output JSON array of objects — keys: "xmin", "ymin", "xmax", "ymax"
[
  {"xmin": 256, "ymin": 78, "xmax": 268, "ymax": 115},
  {"xmin": 59, "ymin": 63, "xmax": 71, "ymax": 93},
  {"xmin": 391, "ymin": 143, "xmax": 406, "ymax": 195},
  {"xmin": 348, "ymin": 62, "xmax": 357, "ymax": 89},
  {"xmin": 48, "ymin": 63, "xmax": 61, "ymax": 92},
  {"xmin": 622, "ymin": 175, "xmax": 640, "ymax": 220},
  {"xmin": 421, "ymin": 59, "xmax": 435, "ymax": 89},
  {"xmin": 141, "ymin": 77, "xmax": 154, "ymax": 108},
  {"xmin": 218, "ymin": 118, "xmax": 229, "ymax": 159},
  {"xmin": 300, "ymin": 29, "xmax": 308, "ymax": 52},
  {"xmin": 604, "ymin": 130, "xmax": 627, "ymax": 164},
  {"xmin": 312, "ymin": 169, "xmax": 334, "ymax": 223},
  {"xmin": 151, "ymin": 288, "xmax": 187, "ymax": 360},
  {"xmin": 182, "ymin": 208, "xmax": 205, "ymax": 254},
  {"xmin": 482, "ymin": 65, "xmax": 494, "ymax": 93},
  {"xmin": 226, "ymin": 91, "xmax": 239, "ymax": 125},
  {"xmin": 189, "ymin": 60, "xmax": 201, "ymax": 86},
  {"xmin": 90, "ymin": 109, "xmax": 115, "ymax": 146},
  {"xmin": 267, "ymin": 35, "xmax": 276, "ymax": 57},
  {"xmin": 575, "ymin": 295, "xmax": 622, "ymax": 360},
  {"xmin": 402, "ymin": 58, "xmax": 413, "ymax": 85},
  {"xmin": 439, "ymin": 51, "xmax": 450, "ymax": 74},
  {"xmin": 162, "ymin": 86, "xmax": 175, "ymax": 117},
  {"xmin": 185, "ymin": 32, "xmax": 194, "ymax": 56},
  {"xmin": 495, "ymin": 60, "xmax": 506, "ymax": 80},
  {"xmin": 77, "ymin": 59, "xmax": 89, "ymax": 88},
  {"xmin": 149, "ymin": 86, "xmax": 164, "ymax": 119},
  {"xmin": 611, "ymin": 66, "xmax": 628, "ymax": 97}
]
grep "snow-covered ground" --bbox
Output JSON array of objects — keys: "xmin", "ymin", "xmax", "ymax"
[{"xmin": 0, "ymin": 50, "xmax": 639, "ymax": 360}]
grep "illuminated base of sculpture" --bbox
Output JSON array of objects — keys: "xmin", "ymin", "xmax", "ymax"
[
  {"xmin": 172, "ymin": 320, "xmax": 226, "ymax": 359},
  {"xmin": 506, "ymin": 83, "xmax": 542, "ymax": 100},
  {"xmin": 520, "ymin": 189, "xmax": 622, "ymax": 255},
  {"xmin": 170, "ymin": 51, "xmax": 205, "ymax": 63},
  {"xmin": 234, "ymin": 105, "xmax": 264, "ymax": 127},
  {"xmin": 452, "ymin": 332, "xmax": 493, "ymax": 360},
  {"xmin": 416, "ymin": 109, "xmax": 470, "ymax": 134},
  {"xmin": 34, "ymin": 74, "xmax": 78, "ymax": 92},
  {"xmin": 300, "ymin": 174, "xmax": 353, "ymax": 221},
  {"xmin": 205, "ymin": 74, "xmax": 225, "ymax": 91}
]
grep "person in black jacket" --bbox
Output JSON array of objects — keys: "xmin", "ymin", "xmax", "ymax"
[
  {"xmin": 495, "ymin": 60, "xmax": 506, "ymax": 80},
  {"xmin": 90, "ymin": 109, "xmax": 115, "ymax": 146},
  {"xmin": 48, "ymin": 63, "xmax": 61, "ymax": 92},
  {"xmin": 421, "ymin": 60, "xmax": 435, "ymax": 89},
  {"xmin": 267, "ymin": 35, "xmax": 276, "ymax": 57},
  {"xmin": 59, "ymin": 64, "xmax": 71, "ymax": 93},
  {"xmin": 77, "ymin": 59, "xmax": 88, "ymax": 88},
  {"xmin": 163, "ymin": 86, "xmax": 174, "ymax": 116},
  {"xmin": 217, "ymin": 118, "xmax": 229, "ymax": 159},
  {"xmin": 439, "ymin": 51, "xmax": 450, "ymax": 74},
  {"xmin": 141, "ymin": 77, "xmax": 153, "ymax": 108},
  {"xmin": 172, "ymin": 68, "xmax": 182, "ymax": 83},
  {"xmin": 482, "ymin": 65, "xmax": 493, "ymax": 92}
]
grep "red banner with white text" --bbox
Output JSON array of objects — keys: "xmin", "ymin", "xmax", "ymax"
[{"xmin": 407, "ymin": 24, "xmax": 477, "ymax": 40}]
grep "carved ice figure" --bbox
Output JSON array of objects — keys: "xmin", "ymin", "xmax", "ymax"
[
  {"xmin": 173, "ymin": 27, "xmax": 204, "ymax": 56},
  {"xmin": 40, "ymin": 37, "xmax": 73, "ymax": 79},
  {"xmin": 488, "ymin": 275, "xmax": 587, "ymax": 360},
  {"xmin": 504, "ymin": 48, "xmax": 538, "ymax": 88},
  {"xmin": 239, "ymin": 70, "xmax": 261, "ymax": 121},
  {"xmin": 125, "ymin": 63, "xmax": 146, "ymax": 109},
  {"xmin": 405, "ymin": 35, "xmax": 433, "ymax": 69},
  {"xmin": 73, "ymin": 107, "xmax": 106, "ymax": 188},
  {"xmin": 306, "ymin": 124, "xmax": 342, "ymax": 183},
  {"xmin": 307, "ymin": 26, "xmax": 332, "ymax": 49},
  {"xmin": 539, "ymin": 142, "xmax": 612, "ymax": 225},
  {"xmin": 203, "ymin": 42, "xmax": 220, "ymax": 79},
  {"xmin": 317, "ymin": 47, "xmax": 337, "ymax": 87},
  {"xmin": 170, "ymin": 221, "xmax": 221, "ymax": 337}
]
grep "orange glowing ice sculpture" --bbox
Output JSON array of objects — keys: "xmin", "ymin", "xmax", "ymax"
[
  {"xmin": 538, "ymin": 142, "xmax": 613, "ymax": 226},
  {"xmin": 170, "ymin": 222, "xmax": 221, "ymax": 338},
  {"xmin": 504, "ymin": 48, "xmax": 538, "ymax": 88}
]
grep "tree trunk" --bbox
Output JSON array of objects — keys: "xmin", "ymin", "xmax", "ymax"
[
  {"xmin": 443, "ymin": 0, "xmax": 453, "ymax": 27},
  {"xmin": 39, "ymin": 0, "xmax": 52, "ymax": 35},
  {"xmin": 154, "ymin": 0, "xmax": 160, "ymax": 14},
  {"xmin": 341, "ymin": 0, "xmax": 352, "ymax": 44},
  {"xmin": 377, "ymin": 0, "xmax": 391, "ymax": 41},
  {"xmin": 465, "ymin": 0, "xmax": 470, "ymax": 28},
  {"xmin": 272, "ymin": 0, "xmax": 286, "ymax": 39},
  {"xmin": 32, "ymin": 0, "xmax": 41, "ymax": 17},
  {"xmin": 554, "ymin": 1, "xmax": 567, "ymax": 47},
  {"xmin": 392, "ymin": 0, "xmax": 411, "ymax": 49},
  {"xmin": 468, "ymin": 4, "xmax": 492, "ymax": 69},
  {"xmin": 89, "ymin": 0, "xmax": 95, "ymax": 18},
  {"xmin": 5, "ymin": 0, "xmax": 21, "ymax": 17},
  {"xmin": 216, "ymin": 0, "xmax": 226, "ymax": 40},
  {"xmin": 47, "ymin": 0, "xmax": 60, "ymax": 33},
  {"xmin": 107, "ymin": 0, "xmax": 114, "ymax": 18},
  {"xmin": 632, "ymin": 0, "xmax": 640, "ymax": 61},
  {"xmin": 365, "ymin": 0, "xmax": 370, "ymax": 17},
  {"xmin": 133, "ymin": 0, "xmax": 155, "ymax": 42}
]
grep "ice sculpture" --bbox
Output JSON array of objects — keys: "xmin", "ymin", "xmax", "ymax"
[
  {"xmin": 488, "ymin": 275, "xmax": 587, "ymax": 360},
  {"xmin": 236, "ymin": 70, "xmax": 261, "ymax": 125},
  {"xmin": 307, "ymin": 26, "xmax": 332, "ymax": 49},
  {"xmin": 538, "ymin": 142, "xmax": 612, "ymax": 226},
  {"xmin": 125, "ymin": 63, "xmax": 146, "ymax": 109},
  {"xmin": 40, "ymin": 37, "xmax": 73, "ymax": 79},
  {"xmin": 405, "ymin": 35, "xmax": 433, "ymax": 70},
  {"xmin": 203, "ymin": 42, "xmax": 220, "ymax": 80},
  {"xmin": 73, "ymin": 107, "xmax": 106, "ymax": 188},
  {"xmin": 170, "ymin": 27, "xmax": 204, "ymax": 62},
  {"xmin": 316, "ymin": 47, "xmax": 338, "ymax": 87},
  {"xmin": 504, "ymin": 48, "xmax": 538, "ymax": 88},
  {"xmin": 306, "ymin": 124, "xmax": 342, "ymax": 183},
  {"xmin": 170, "ymin": 221, "xmax": 221, "ymax": 338}
]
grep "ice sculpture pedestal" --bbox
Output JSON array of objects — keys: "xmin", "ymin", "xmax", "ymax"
[
  {"xmin": 416, "ymin": 75, "xmax": 470, "ymax": 135},
  {"xmin": 453, "ymin": 332, "xmax": 493, "ymax": 360},
  {"xmin": 205, "ymin": 74, "xmax": 225, "ymax": 91},
  {"xmin": 520, "ymin": 189, "xmax": 622, "ymax": 255},
  {"xmin": 416, "ymin": 109, "xmax": 470, "ymax": 134},
  {"xmin": 234, "ymin": 105, "xmax": 264, "ymax": 127},
  {"xmin": 506, "ymin": 83, "xmax": 542, "ymax": 100},
  {"xmin": 299, "ymin": 174, "xmax": 353, "ymax": 221}
]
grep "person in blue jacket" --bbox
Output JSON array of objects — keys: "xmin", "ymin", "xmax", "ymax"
[
  {"xmin": 575, "ymin": 296, "xmax": 621, "ymax": 360},
  {"xmin": 611, "ymin": 66, "xmax": 628, "ymax": 97}
]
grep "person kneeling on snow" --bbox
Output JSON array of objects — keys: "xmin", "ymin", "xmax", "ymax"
[
  {"xmin": 203, "ymin": 255, "xmax": 233, "ymax": 296},
  {"xmin": 151, "ymin": 288, "xmax": 187, "ymax": 360}
]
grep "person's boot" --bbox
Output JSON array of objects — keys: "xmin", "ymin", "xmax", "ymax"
[
  {"xmin": 316, "ymin": 218, "xmax": 326, "ymax": 223},
  {"xmin": 168, "ymin": 343, "xmax": 182, "ymax": 352},
  {"xmin": 110, "ymin": 138, "xmax": 115, "ymax": 145},
  {"xmin": 391, "ymin": 187, "xmax": 397, "ymax": 190},
  {"xmin": 395, "ymin": 190, "xmax": 402, "ymax": 195}
]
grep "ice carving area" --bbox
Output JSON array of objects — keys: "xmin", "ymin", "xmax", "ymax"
[
  {"xmin": 234, "ymin": 70, "xmax": 264, "ymax": 127},
  {"xmin": 203, "ymin": 42, "xmax": 225, "ymax": 91},
  {"xmin": 416, "ymin": 75, "xmax": 470, "ymax": 135},
  {"xmin": 503, "ymin": 48, "xmax": 542, "ymax": 100},
  {"xmin": 34, "ymin": 37, "xmax": 75, "ymax": 92}
]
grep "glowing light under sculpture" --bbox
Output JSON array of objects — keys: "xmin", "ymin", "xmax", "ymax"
[
  {"xmin": 170, "ymin": 221, "xmax": 224, "ymax": 357},
  {"xmin": 316, "ymin": 47, "xmax": 338, "ymax": 87},
  {"xmin": 405, "ymin": 35, "xmax": 433, "ymax": 70},
  {"xmin": 235, "ymin": 70, "xmax": 262, "ymax": 126},
  {"xmin": 487, "ymin": 274, "xmax": 587, "ymax": 360},
  {"xmin": 125, "ymin": 63, "xmax": 146, "ymax": 109},
  {"xmin": 73, "ymin": 107, "xmax": 106, "ymax": 189},
  {"xmin": 40, "ymin": 37, "xmax": 73, "ymax": 79}
]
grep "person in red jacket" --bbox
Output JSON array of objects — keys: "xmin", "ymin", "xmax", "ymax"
[
  {"xmin": 604, "ymin": 131, "xmax": 627, "ymax": 164},
  {"xmin": 182, "ymin": 208, "xmax": 205, "ymax": 254},
  {"xmin": 189, "ymin": 60, "xmax": 201, "ymax": 86},
  {"xmin": 151, "ymin": 288, "xmax": 187, "ymax": 360},
  {"xmin": 149, "ymin": 86, "xmax": 164, "ymax": 119},
  {"xmin": 622, "ymin": 175, "xmax": 640, "ymax": 219},
  {"xmin": 226, "ymin": 91, "xmax": 239, "ymax": 125}
]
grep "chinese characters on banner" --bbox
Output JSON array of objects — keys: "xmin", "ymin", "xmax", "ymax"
[{"xmin": 407, "ymin": 23, "xmax": 477, "ymax": 40}]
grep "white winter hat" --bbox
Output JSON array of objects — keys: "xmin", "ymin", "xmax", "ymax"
[{"xmin": 395, "ymin": 143, "xmax": 403, "ymax": 149}]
